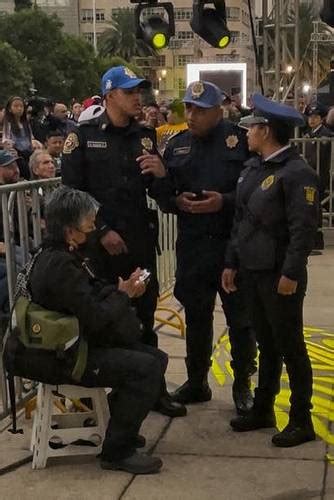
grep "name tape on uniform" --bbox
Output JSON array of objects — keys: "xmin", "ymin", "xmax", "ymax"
[
  {"xmin": 87, "ymin": 141, "xmax": 107, "ymax": 149},
  {"xmin": 173, "ymin": 146, "xmax": 191, "ymax": 156}
]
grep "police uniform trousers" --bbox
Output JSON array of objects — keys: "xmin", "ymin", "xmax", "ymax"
[
  {"xmin": 87, "ymin": 240, "xmax": 159, "ymax": 348},
  {"xmin": 175, "ymin": 235, "xmax": 257, "ymax": 386},
  {"xmin": 81, "ymin": 342, "xmax": 168, "ymax": 460},
  {"xmin": 244, "ymin": 268, "xmax": 313, "ymax": 423}
]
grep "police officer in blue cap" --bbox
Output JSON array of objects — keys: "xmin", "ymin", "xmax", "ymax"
[
  {"xmin": 222, "ymin": 94, "xmax": 319, "ymax": 447},
  {"xmin": 304, "ymin": 103, "xmax": 333, "ymax": 251},
  {"xmin": 157, "ymin": 81, "xmax": 257, "ymax": 414},
  {"xmin": 62, "ymin": 65, "xmax": 186, "ymax": 419}
]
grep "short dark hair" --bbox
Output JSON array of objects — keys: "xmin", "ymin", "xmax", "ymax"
[
  {"xmin": 269, "ymin": 120, "xmax": 294, "ymax": 146},
  {"xmin": 46, "ymin": 129, "xmax": 64, "ymax": 141},
  {"xmin": 45, "ymin": 186, "xmax": 96, "ymax": 243}
]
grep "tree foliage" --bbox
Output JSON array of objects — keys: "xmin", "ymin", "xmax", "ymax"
[
  {"xmin": 0, "ymin": 42, "xmax": 32, "ymax": 103},
  {"xmin": 0, "ymin": 8, "xmax": 100, "ymax": 101},
  {"xmin": 98, "ymin": 8, "xmax": 157, "ymax": 61}
]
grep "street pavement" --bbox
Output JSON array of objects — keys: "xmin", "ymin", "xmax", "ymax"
[{"xmin": 0, "ymin": 248, "xmax": 333, "ymax": 500}]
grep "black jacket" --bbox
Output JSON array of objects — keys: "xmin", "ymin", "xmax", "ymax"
[
  {"xmin": 29, "ymin": 244, "xmax": 141, "ymax": 348},
  {"xmin": 3, "ymin": 243, "xmax": 142, "ymax": 384},
  {"xmin": 61, "ymin": 112, "xmax": 163, "ymax": 257},
  {"xmin": 158, "ymin": 119, "xmax": 249, "ymax": 239},
  {"xmin": 225, "ymin": 146, "xmax": 319, "ymax": 280}
]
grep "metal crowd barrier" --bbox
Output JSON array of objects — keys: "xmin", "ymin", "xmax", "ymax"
[
  {"xmin": 0, "ymin": 180, "xmax": 179, "ymax": 421},
  {"xmin": 0, "ymin": 177, "xmax": 61, "ymax": 421},
  {"xmin": 290, "ymin": 137, "xmax": 334, "ymax": 229}
]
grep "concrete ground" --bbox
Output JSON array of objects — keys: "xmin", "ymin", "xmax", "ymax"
[{"xmin": 0, "ymin": 249, "xmax": 333, "ymax": 500}]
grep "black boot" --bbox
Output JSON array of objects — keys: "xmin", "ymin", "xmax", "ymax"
[
  {"xmin": 170, "ymin": 380, "xmax": 212, "ymax": 405},
  {"xmin": 230, "ymin": 389, "xmax": 276, "ymax": 432},
  {"xmin": 154, "ymin": 394, "xmax": 187, "ymax": 417},
  {"xmin": 272, "ymin": 417, "xmax": 315, "ymax": 447},
  {"xmin": 232, "ymin": 375, "xmax": 254, "ymax": 416}
]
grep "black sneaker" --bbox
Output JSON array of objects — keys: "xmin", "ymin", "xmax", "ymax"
[
  {"xmin": 230, "ymin": 411, "xmax": 276, "ymax": 432},
  {"xmin": 170, "ymin": 381, "xmax": 212, "ymax": 405},
  {"xmin": 272, "ymin": 423, "xmax": 316, "ymax": 447},
  {"xmin": 100, "ymin": 451, "xmax": 163, "ymax": 474}
]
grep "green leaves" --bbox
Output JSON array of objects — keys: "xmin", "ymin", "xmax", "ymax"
[
  {"xmin": 0, "ymin": 42, "xmax": 32, "ymax": 102},
  {"xmin": 0, "ymin": 8, "xmax": 99, "ymax": 101}
]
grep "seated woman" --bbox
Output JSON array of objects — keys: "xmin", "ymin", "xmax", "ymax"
[{"xmin": 5, "ymin": 186, "xmax": 180, "ymax": 474}]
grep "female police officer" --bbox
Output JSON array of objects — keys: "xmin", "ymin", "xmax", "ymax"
[{"xmin": 222, "ymin": 94, "xmax": 319, "ymax": 447}]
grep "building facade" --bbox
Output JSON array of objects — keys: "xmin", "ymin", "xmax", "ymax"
[
  {"xmin": 35, "ymin": 0, "xmax": 80, "ymax": 35},
  {"xmin": 0, "ymin": 0, "xmax": 15, "ymax": 15}
]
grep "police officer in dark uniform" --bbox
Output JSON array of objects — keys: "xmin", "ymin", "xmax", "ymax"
[
  {"xmin": 61, "ymin": 65, "xmax": 186, "ymax": 418},
  {"xmin": 158, "ymin": 81, "xmax": 257, "ymax": 414},
  {"xmin": 223, "ymin": 94, "xmax": 319, "ymax": 447},
  {"xmin": 303, "ymin": 103, "xmax": 333, "ymax": 251}
]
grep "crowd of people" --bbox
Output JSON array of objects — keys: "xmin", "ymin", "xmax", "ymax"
[{"xmin": 0, "ymin": 65, "xmax": 330, "ymax": 474}]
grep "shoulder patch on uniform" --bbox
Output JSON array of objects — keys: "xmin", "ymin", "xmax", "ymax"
[
  {"xmin": 63, "ymin": 133, "xmax": 79, "ymax": 154},
  {"xmin": 304, "ymin": 186, "xmax": 316, "ymax": 204},
  {"xmin": 261, "ymin": 175, "xmax": 275, "ymax": 190}
]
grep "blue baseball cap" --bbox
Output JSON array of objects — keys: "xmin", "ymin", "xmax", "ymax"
[
  {"xmin": 239, "ymin": 93, "xmax": 305, "ymax": 128},
  {"xmin": 101, "ymin": 66, "xmax": 151, "ymax": 96},
  {"xmin": 183, "ymin": 81, "xmax": 223, "ymax": 108},
  {"xmin": 0, "ymin": 150, "xmax": 20, "ymax": 167}
]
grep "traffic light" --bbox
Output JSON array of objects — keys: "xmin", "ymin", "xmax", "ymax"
[
  {"xmin": 320, "ymin": 0, "xmax": 334, "ymax": 27},
  {"xmin": 133, "ymin": 1, "xmax": 175, "ymax": 49},
  {"xmin": 190, "ymin": 0, "xmax": 230, "ymax": 48}
]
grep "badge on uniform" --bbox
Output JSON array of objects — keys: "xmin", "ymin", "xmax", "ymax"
[
  {"xmin": 63, "ymin": 133, "xmax": 79, "ymax": 154},
  {"xmin": 226, "ymin": 135, "xmax": 239, "ymax": 149},
  {"xmin": 304, "ymin": 186, "xmax": 316, "ymax": 204},
  {"xmin": 261, "ymin": 175, "xmax": 275, "ymax": 190},
  {"xmin": 141, "ymin": 137, "xmax": 153, "ymax": 151},
  {"xmin": 191, "ymin": 82, "xmax": 205, "ymax": 99}
]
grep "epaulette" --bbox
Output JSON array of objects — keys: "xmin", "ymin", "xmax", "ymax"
[{"xmin": 78, "ymin": 117, "xmax": 100, "ymax": 127}]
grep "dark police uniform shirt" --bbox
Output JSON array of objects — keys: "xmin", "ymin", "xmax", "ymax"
[
  {"xmin": 61, "ymin": 112, "xmax": 162, "ymax": 258},
  {"xmin": 225, "ymin": 146, "xmax": 319, "ymax": 280},
  {"xmin": 160, "ymin": 119, "xmax": 249, "ymax": 239}
]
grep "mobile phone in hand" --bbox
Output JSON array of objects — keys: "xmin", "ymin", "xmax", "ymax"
[
  {"xmin": 192, "ymin": 190, "xmax": 206, "ymax": 201},
  {"xmin": 139, "ymin": 269, "xmax": 151, "ymax": 283}
]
